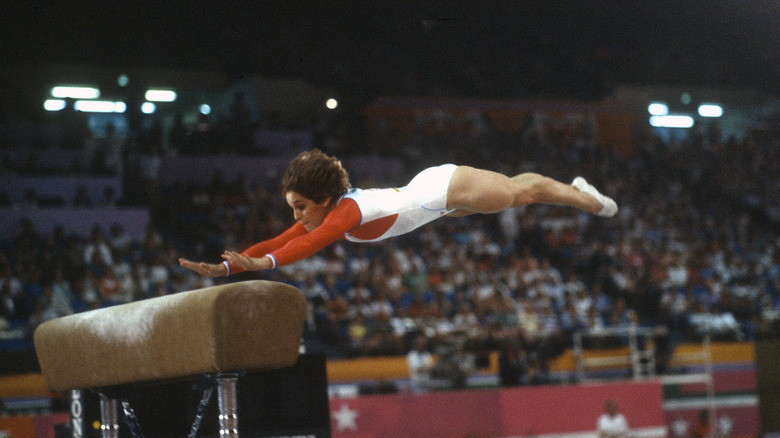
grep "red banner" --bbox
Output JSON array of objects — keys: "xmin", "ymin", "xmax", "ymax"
[
  {"xmin": 0, "ymin": 416, "xmax": 34, "ymax": 438},
  {"xmin": 330, "ymin": 381, "xmax": 665, "ymax": 438},
  {"xmin": 0, "ymin": 413, "xmax": 68, "ymax": 438}
]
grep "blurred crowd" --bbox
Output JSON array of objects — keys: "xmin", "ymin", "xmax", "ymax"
[{"xmin": 1, "ymin": 109, "xmax": 778, "ymax": 388}]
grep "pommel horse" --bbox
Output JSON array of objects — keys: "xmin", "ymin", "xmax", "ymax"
[{"xmin": 34, "ymin": 280, "xmax": 307, "ymax": 438}]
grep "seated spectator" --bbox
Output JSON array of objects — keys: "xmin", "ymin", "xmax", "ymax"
[
  {"xmin": 29, "ymin": 282, "xmax": 73, "ymax": 329},
  {"xmin": 108, "ymin": 224, "xmax": 132, "ymax": 254},
  {"xmin": 83, "ymin": 226, "xmax": 113, "ymax": 269},
  {"xmin": 120, "ymin": 259, "xmax": 151, "ymax": 303},
  {"xmin": 97, "ymin": 267, "xmax": 122, "ymax": 304},
  {"xmin": 498, "ymin": 339, "xmax": 527, "ymax": 387},
  {"xmin": 0, "ymin": 256, "xmax": 24, "ymax": 321}
]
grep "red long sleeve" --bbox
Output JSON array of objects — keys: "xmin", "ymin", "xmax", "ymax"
[
  {"xmin": 235, "ymin": 222, "xmax": 308, "ymax": 268},
  {"xmin": 228, "ymin": 199, "xmax": 362, "ymax": 273}
]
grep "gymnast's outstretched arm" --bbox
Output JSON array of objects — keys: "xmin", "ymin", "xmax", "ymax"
[
  {"xmin": 178, "ymin": 222, "xmax": 305, "ymax": 277},
  {"xmin": 180, "ymin": 200, "xmax": 360, "ymax": 276},
  {"xmin": 178, "ymin": 251, "xmax": 275, "ymax": 277}
]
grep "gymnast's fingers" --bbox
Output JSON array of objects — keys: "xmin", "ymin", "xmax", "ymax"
[
  {"xmin": 178, "ymin": 258, "xmax": 199, "ymax": 271},
  {"xmin": 179, "ymin": 259, "xmax": 214, "ymax": 277}
]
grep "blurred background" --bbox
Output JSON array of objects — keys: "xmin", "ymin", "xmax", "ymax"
[{"xmin": 1, "ymin": 1, "xmax": 779, "ymax": 437}]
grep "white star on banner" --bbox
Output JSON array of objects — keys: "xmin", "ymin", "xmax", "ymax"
[
  {"xmin": 718, "ymin": 415, "xmax": 734, "ymax": 436},
  {"xmin": 671, "ymin": 418, "xmax": 688, "ymax": 437},
  {"xmin": 332, "ymin": 403, "xmax": 359, "ymax": 432}
]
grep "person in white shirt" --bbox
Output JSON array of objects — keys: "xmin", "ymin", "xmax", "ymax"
[
  {"xmin": 406, "ymin": 336, "xmax": 434, "ymax": 393},
  {"xmin": 597, "ymin": 399, "xmax": 629, "ymax": 438}
]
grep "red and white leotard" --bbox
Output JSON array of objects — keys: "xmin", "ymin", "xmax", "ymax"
[{"xmin": 225, "ymin": 164, "xmax": 457, "ymax": 273}]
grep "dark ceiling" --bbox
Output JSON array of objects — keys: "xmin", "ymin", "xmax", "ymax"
[{"xmin": 3, "ymin": 0, "xmax": 780, "ymax": 102}]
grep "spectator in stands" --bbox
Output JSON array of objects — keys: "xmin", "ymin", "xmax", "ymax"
[
  {"xmin": 559, "ymin": 300, "xmax": 586, "ymax": 337},
  {"xmin": 120, "ymin": 259, "xmax": 152, "ymax": 303},
  {"xmin": 83, "ymin": 226, "xmax": 113, "ymax": 269},
  {"xmin": 523, "ymin": 350, "xmax": 549, "ymax": 385},
  {"xmin": 370, "ymin": 310, "xmax": 402, "ymax": 354},
  {"xmin": 347, "ymin": 312, "xmax": 371, "ymax": 355},
  {"xmin": 517, "ymin": 299, "xmax": 540, "ymax": 340},
  {"xmin": 29, "ymin": 282, "xmax": 73, "ymax": 329},
  {"xmin": 590, "ymin": 284, "xmax": 613, "ymax": 319},
  {"xmin": 301, "ymin": 273, "xmax": 330, "ymax": 302},
  {"xmin": 0, "ymin": 255, "xmax": 24, "ymax": 321},
  {"xmin": 406, "ymin": 335, "xmax": 434, "ymax": 393},
  {"xmin": 498, "ymin": 339, "xmax": 526, "ymax": 386},
  {"xmin": 97, "ymin": 266, "xmax": 122, "ymax": 304},
  {"xmin": 49, "ymin": 264, "xmax": 73, "ymax": 308},
  {"xmin": 70, "ymin": 271, "xmax": 99, "ymax": 313},
  {"xmin": 430, "ymin": 339, "xmax": 471, "ymax": 390}
]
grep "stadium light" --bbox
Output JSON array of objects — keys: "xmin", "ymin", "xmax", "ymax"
[
  {"xmin": 326, "ymin": 98, "xmax": 338, "ymax": 110},
  {"xmin": 199, "ymin": 104, "xmax": 211, "ymax": 115},
  {"xmin": 74, "ymin": 100, "xmax": 127, "ymax": 113},
  {"xmin": 145, "ymin": 89, "xmax": 177, "ymax": 102},
  {"xmin": 43, "ymin": 99, "xmax": 67, "ymax": 111},
  {"xmin": 697, "ymin": 104, "xmax": 723, "ymax": 118},
  {"xmin": 649, "ymin": 115, "xmax": 694, "ymax": 128},
  {"xmin": 647, "ymin": 102, "xmax": 668, "ymax": 116},
  {"xmin": 141, "ymin": 102, "xmax": 157, "ymax": 114},
  {"xmin": 51, "ymin": 86, "xmax": 100, "ymax": 99}
]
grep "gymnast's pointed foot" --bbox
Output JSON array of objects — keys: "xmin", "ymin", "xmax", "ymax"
[{"xmin": 572, "ymin": 176, "xmax": 618, "ymax": 217}]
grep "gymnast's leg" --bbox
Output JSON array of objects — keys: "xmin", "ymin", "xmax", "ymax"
[{"xmin": 445, "ymin": 166, "xmax": 617, "ymax": 217}]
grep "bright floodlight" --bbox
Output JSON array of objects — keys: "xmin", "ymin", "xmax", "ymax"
[
  {"xmin": 326, "ymin": 98, "xmax": 338, "ymax": 110},
  {"xmin": 51, "ymin": 86, "xmax": 100, "ymax": 99},
  {"xmin": 199, "ymin": 104, "xmax": 211, "ymax": 115},
  {"xmin": 74, "ymin": 100, "xmax": 126, "ymax": 113},
  {"xmin": 647, "ymin": 102, "xmax": 669, "ymax": 116},
  {"xmin": 141, "ymin": 102, "xmax": 157, "ymax": 114},
  {"xmin": 649, "ymin": 115, "xmax": 694, "ymax": 128},
  {"xmin": 697, "ymin": 104, "xmax": 723, "ymax": 118},
  {"xmin": 43, "ymin": 99, "xmax": 66, "ymax": 111},
  {"xmin": 145, "ymin": 89, "xmax": 177, "ymax": 102}
]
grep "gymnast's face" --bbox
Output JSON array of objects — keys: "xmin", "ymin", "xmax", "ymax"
[{"xmin": 286, "ymin": 191, "xmax": 333, "ymax": 231}]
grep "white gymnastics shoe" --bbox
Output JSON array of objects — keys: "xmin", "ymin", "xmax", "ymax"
[{"xmin": 572, "ymin": 176, "xmax": 618, "ymax": 217}]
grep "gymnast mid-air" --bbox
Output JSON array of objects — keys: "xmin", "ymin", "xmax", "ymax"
[{"xmin": 179, "ymin": 149, "xmax": 617, "ymax": 276}]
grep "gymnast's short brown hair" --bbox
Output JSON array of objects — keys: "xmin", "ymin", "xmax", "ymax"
[{"xmin": 281, "ymin": 149, "xmax": 351, "ymax": 204}]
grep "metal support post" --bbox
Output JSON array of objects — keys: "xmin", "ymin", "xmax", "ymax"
[
  {"xmin": 217, "ymin": 373, "xmax": 239, "ymax": 438},
  {"xmin": 99, "ymin": 394, "xmax": 119, "ymax": 438}
]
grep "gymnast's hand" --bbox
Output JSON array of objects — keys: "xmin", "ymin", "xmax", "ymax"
[
  {"xmin": 177, "ymin": 258, "xmax": 228, "ymax": 277},
  {"xmin": 220, "ymin": 251, "xmax": 274, "ymax": 271}
]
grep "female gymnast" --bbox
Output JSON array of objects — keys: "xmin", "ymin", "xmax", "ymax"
[{"xmin": 179, "ymin": 149, "xmax": 617, "ymax": 277}]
